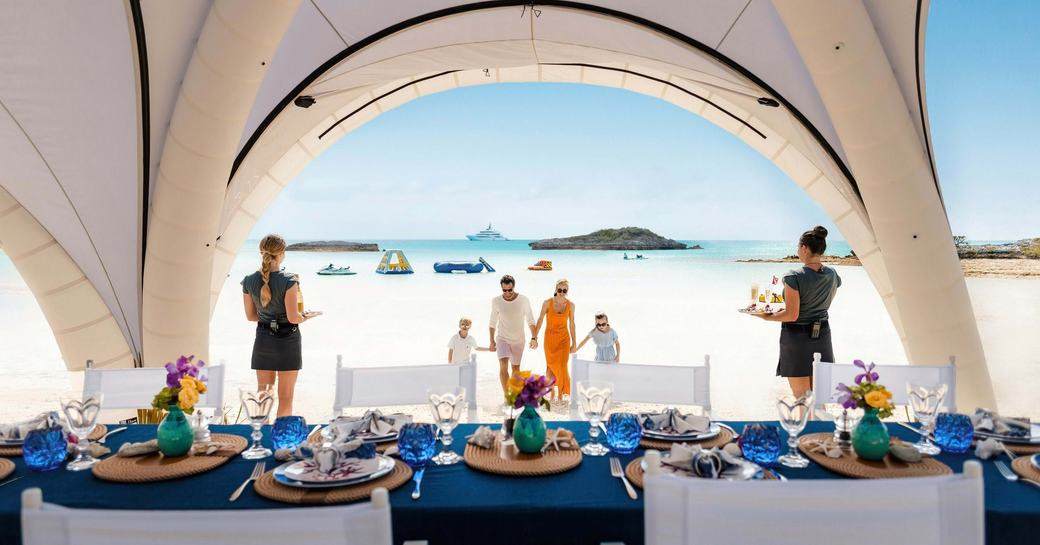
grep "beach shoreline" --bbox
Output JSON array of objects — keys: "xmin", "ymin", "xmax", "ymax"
[{"xmin": 737, "ymin": 256, "xmax": 1040, "ymax": 278}]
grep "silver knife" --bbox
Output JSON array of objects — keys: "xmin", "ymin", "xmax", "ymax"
[{"xmin": 411, "ymin": 468, "xmax": 425, "ymax": 500}]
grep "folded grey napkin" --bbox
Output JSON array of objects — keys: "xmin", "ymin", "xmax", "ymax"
[
  {"xmin": 639, "ymin": 409, "xmax": 710, "ymax": 435},
  {"xmin": 329, "ymin": 410, "xmax": 412, "ymax": 440},
  {"xmin": 663, "ymin": 443, "xmax": 742, "ymax": 478},
  {"xmin": 972, "ymin": 408, "xmax": 1030, "ymax": 437},
  {"xmin": 275, "ymin": 434, "xmax": 376, "ymax": 473},
  {"xmin": 0, "ymin": 412, "xmax": 58, "ymax": 441}
]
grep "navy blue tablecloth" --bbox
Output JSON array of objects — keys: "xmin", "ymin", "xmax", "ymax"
[{"xmin": 1, "ymin": 421, "xmax": 1037, "ymax": 545}]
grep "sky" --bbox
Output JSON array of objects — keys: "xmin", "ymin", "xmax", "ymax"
[{"xmin": 251, "ymin": 1, "xmax": 1039, "ymax": 242}]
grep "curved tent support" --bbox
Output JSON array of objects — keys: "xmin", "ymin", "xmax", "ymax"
[
  {"xmin": 142, "ymin": 0, "xmax": 301, "ymax": 365},
  {"xmin": 0, "ymin": 187, "xmax": 134, "ymax": 370},
  {"xmin": 773, "ymin": 0, "xmax": 993, "ymax": 409}
]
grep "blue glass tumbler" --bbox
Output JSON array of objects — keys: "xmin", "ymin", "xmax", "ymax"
[
  {"xmin": 606, "ymin": 412, "xmax": 643, "ymax": 454},
  {"xmin": 738, "ymin": 423, "xmax": 783, "ymax": 467},
  {"xmin": 23, "ymin": 426, "xmax": 68, "ymax": 471},
  {"xmin": 934, "ymin": 412, "xmax": 973, "ymax": 454},
  {"xmin": 271, "ymin": 416, "xmax": 308, "ymax": 451},
  {"xmin": 398, "ymin": 423, "xmax": 438, "ymax": 469}
]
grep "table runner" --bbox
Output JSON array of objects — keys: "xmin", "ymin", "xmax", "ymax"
[{"xmin": 0, "ymin": 422, "xmax": 1036, "ymax": 545}]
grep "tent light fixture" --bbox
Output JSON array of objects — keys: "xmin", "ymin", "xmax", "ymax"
[
  {"xmin": 757, "ymin": 97, "xmax": 780, "ymax": 107},
  {"xmin": 294, "ymin": 95, "xmax": 316, "ymax": 108}
]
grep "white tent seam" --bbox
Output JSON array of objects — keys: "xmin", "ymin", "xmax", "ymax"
[
  {"xmin": 40, "ymin": 276, "xmax": 88, "ymax": 297},
  {"xmin": 54, "ymin": 313, "xmax": 112, "ymax": 335},
  {"xmin": 715, "ymin": 0, "xmax": 754, "ymax": 50},
  {"xmin": 9, "ymin": 239, "xmax": 58, "ymax": 262},
  {"xmin": 309, "ymin": 0, "xmax": 348, "ymax": 47}
]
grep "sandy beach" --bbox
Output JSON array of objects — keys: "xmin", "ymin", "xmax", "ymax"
[{"xmin": 2, "ymin": 240, "xmax": 1038, "ymax": 423}]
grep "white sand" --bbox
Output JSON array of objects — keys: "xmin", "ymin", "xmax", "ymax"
[{"xmin": 1, "ymin": 249, "xmax": 1037, "ymax": 423}]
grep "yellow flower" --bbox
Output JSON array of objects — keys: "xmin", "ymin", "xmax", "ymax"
[
  {"xmin": 865, "ymin": 390, "xmax": 889, "ymax": 409},
  {"xmin": 178, "ymin": 377, "xmax": 201, "ymax": 410},
  {"xmin": 506, "ymin": 371, "xmax": 531, "ymax": 396}
]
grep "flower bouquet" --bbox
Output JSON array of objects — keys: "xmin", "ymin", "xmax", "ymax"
[
  {"xmin": 835, "ymin": 360, "xmax": 895, "ymax": 460},
  {"xmin": 151, "ymin": 355, "xmax": 208, "ymax": 457}
]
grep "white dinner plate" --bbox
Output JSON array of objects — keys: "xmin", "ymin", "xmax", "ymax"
[
  {"xmin": 281, "ymin": 454, "xmax": 390, "ymax": 484},
  {"xmin": 273, "ymin": 457, "xmax": 395, "ymax": 489},
  {"xmin": 975, "ymin": 423, "xmax": 1040, "ymax": 445},
  {"xmin": 1031, "ymin": 454, "xmax": 1039, "ymax": 472}
]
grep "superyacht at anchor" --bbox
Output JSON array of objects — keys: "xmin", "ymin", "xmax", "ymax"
[{"xmin": 466, "ymin": 223, "xmax": 509, "ymax": 241}]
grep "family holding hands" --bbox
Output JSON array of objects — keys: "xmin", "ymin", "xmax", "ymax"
[{"xmin": 447, "ymin": 275, "xmax": 621, "ymax": 405}]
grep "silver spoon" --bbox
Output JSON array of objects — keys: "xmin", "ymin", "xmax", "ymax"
[
  {"xmin": 411, "ymin": 468, "xmax": 425, "ymax": 500},
  {"xmin": 98, "ymin": 426, "xmax": 127, "ymax": 444}
]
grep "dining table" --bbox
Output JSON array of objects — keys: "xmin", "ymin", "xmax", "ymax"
[{"xmin": 1, "ymin": 420, "xmax": 1037, "ymax": 545}]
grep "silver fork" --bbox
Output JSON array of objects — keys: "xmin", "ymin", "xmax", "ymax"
[
  {"xmin": 229, "ymin": 462, "xmax": 266, "ymax": 501},
  {"xmin": 98, "ymin": 426, "xmax": 127, "ymax": 444},
  {"xmin": 994, "ymin": 460, "xmax": 1040, "ymax": 490},
  {"xmin": 609, "ymin": 457, "xmax": 638, "ymax": 500}
]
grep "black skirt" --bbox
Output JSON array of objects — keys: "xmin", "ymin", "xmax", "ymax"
[
  {"xmin": 251, "ymin": 322, "xmax": 302, "ymax": 371},
  {"xmin": 776, "ymin": 321, "xmax": 833, "ymax": 377}
]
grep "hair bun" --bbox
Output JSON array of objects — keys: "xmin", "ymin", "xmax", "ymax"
[{"xmin": 812, "ymin": 226, "xmax": 828, "ymax": 239}]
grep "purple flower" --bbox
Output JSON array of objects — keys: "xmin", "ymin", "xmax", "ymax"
[
  {"xmin": 514, "ymin": 375, "xmax": 556, "ymax": 409},
  {"xmin": 164, "ymin": 355, "xmax": 203, "ymax": 387},
  {"xmin": 164, "ymin": 362, "xmax": 180, "ymax": 388},
  {"xmin": 853, "ymin": 359, "xmax": 879, "ymax": 385},
  {"xmin": 835, "ymin": 383, "xmax": 857, "ymax": 409}
]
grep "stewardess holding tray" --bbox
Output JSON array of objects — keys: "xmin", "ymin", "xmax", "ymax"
[
  {"xmin": 750, "ymin": 226, "xmax": 841, "ymax": 399},
  {"xmin": 242, "ymin": 234, "xmax": 321, "ymax": 417}
]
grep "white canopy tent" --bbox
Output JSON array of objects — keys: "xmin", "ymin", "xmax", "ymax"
[{"xmin": 0, "ymin": 1, "xmax": 995, "ymax": 409}]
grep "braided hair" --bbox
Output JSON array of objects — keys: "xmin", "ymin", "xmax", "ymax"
[{"xmin": 258, "ymin": 234, "xmax": 286, "ymax": 308}]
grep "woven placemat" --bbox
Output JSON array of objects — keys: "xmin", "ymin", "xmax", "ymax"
[
  {"xmin": 254, "ymin": 459, "xmax": 412, "ymax": 504},
  {"xmin": 464, "ymin": 433, "xmax": 582, "ymax": 476},
  {"xmin": 1006, "ymin": 443, "xmax": 1040, "ymax": 455},
  {"xmin": 92, "ymin": 433, "xmax": 246, "ymax": 483},
  {"xmin": 1011, "ymin": 456, "xmax": 1040, "ymax": 481},
  {"xmin": 639, "ymin": 425, "xmax": 735, "ymax": 451},
  {"xmin": 0, "ymin": 424, "xmax": 107, "ymax": 457},
  {"xmin": 624, "ymin": 456, "xmax": 778, "ymax": 488},
  {"xmin": 0, "ymin": 458, "xmax": 13, "ymax": 480},
  {"xmin": 798, "ymin": 433, "xmax": 952, "ymax": 479}
]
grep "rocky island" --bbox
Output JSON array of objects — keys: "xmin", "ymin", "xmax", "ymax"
[
  {"xmin": 286, "ymin": 241, "xmax": 379, "ymax": 252},
  {"xmin": 529, "ymin": 227, "xmax": 696, "ymax": 250}
]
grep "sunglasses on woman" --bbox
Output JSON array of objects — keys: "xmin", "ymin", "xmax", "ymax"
[
  {"xmin": 596, "ymin": 322, "xmax": 608, "ymax": 328},
  {"xmin": 556, "ymin": 288, "xmax": 568, "ymax": 294}
]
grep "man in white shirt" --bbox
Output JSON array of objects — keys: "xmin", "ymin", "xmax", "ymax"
[{"xmin": 489, "ymin": 275, "xmax": 537, "ymax": 394}]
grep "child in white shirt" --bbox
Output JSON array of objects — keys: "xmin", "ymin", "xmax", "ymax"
[{"xmin": 448, "ymin": 317, "xmax": 489, "ymax": 364}]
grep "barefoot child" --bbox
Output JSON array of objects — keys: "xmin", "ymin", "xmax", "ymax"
[
  {"xmin": 574, "ymin": 313, "xmax": 620, "ymax": 362},
  {"xmin": 448, "ymin": 317, "xmax": 489, "ymax": 364}
]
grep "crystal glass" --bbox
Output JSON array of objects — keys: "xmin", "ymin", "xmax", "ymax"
[
  {"xmin": 776, "ymin": 391, "xmax": 814, "ymax": 468},
  {"xmin": 826, "ymin": 405, "xmax": 863, "ymax": 448},
  {"xmin": 398, "ymin": 423, "xmax": 438, "ymax": 469},
  {"xmin": 577, "ymin": 380, "xmax": 613, "ymax": 456},
  {"xmin": 428, "ymin": 387, "xmax": 467, "ymax": 465},
  {"xmin": 59, "ymin": 394, "xmax": 103, "ymax": 471},
  {"xmin": 23, "ymin": 425, "xmax": 68, "ymax": 471},
  {"xmin": 906, "ymin": 383, "xmax": 947, "ymax": 455},
  {"xmin": 271, "ymin": 415, "xmax": 308, "ymax": 451},
  {"xmin": 239, "ymin": 386, "xmax": 276, "ymax": 459},
  {"xmin": 934, "ymin": 412, "xmax": 973, "ymax": 454},
  {"xmin": 605, "ymin": 412, "xmax": 642, "ymax": 454},
  {"xmin": 738, "ymin": 423, "xmax": 783, "ymax": 467}
]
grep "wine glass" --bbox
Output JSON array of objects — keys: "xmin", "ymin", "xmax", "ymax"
[
  {"xmin": 239, "ymin": 386, "xmax": 276, "ymax": 459},
  {"xmin": 60, "ymin": 394, "xmax": 104, "ymax": 471},
  {"xmin": 776, "ymin": 391, "xmax": 814, "ymax": 468},
  {"xmin": 906, "ymin": 383, "xmax": 948, "ymax": 455},
  {"xmin": 428, "ymin": 387, "xmax": 466, "ymax": 465},
  {"xmin": 577, "ymin": 380, "xmax": 613, "ymax": 456}
]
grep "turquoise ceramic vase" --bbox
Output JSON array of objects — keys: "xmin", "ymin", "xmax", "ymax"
[
  {"xmin": 513, "ymin": 406, "xmax": 546, "ymax": 454},
  {"xmin": 852, "ymin": 408, "xmax": 890, "ymax": 461},
  {"xmin": 157, "ymin": 405, "xmax": 194, "ymax": 457}
]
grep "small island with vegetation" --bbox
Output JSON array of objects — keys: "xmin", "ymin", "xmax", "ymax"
[
  {"xmin": 529, "ymin": 227, "xmax": 697, "ymax": 250},
  {"xmin": 736, "ymin": 237, "xmax": 1040, "ymax": 278},
  {"xmin": 286, "ymin": 241, "xmax": 380, "ymax": 252}
]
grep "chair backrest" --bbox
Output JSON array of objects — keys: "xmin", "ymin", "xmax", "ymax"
[
  {"xmin": 333, "ymin": 355, "xmax": 478, "ymax": 421},
  {"xmin": 643, "ymin": 457, "xmax": 984, "ymax": 545},
  {"xmin": 811, "ymin": 353, "xmax": 957, "ymax": 411},
  {"xmin": 570, "ymin": 355, "xmax": 710, "ymax": 417},
  {"xmin": 21, "ymin": 487, "xmax": 392, "ymax": 545},
  {"xmin": 82, "ymin": 363, "xmax": 225, "ymax": 410}
]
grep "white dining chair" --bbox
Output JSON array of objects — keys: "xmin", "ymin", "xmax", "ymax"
[
  {"xmin": 82, "ymin": 361, "xmax": 226, "ymax": 410},
  {"xmin": 569, "ymin": 355, "xmax": 711, "ymax": 418},
  {"xmin": 21, "ymin": 486, "xmax": 392, "ymax": 545},
  {"xmin": 333, "ymin": 355, "xmax": 478, "ymax": 421},
  {"xmin": 811, "ymin": 353, "xmax": 957, "ymax": 412},
  {"xmin": 643, "ymin": 453, "xmax": 984, "ymax": 545}
]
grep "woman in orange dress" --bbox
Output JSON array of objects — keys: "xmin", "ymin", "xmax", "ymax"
[{"xmin": 533, "ymin": 279, "xmax": 576, "ymax": 404}]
